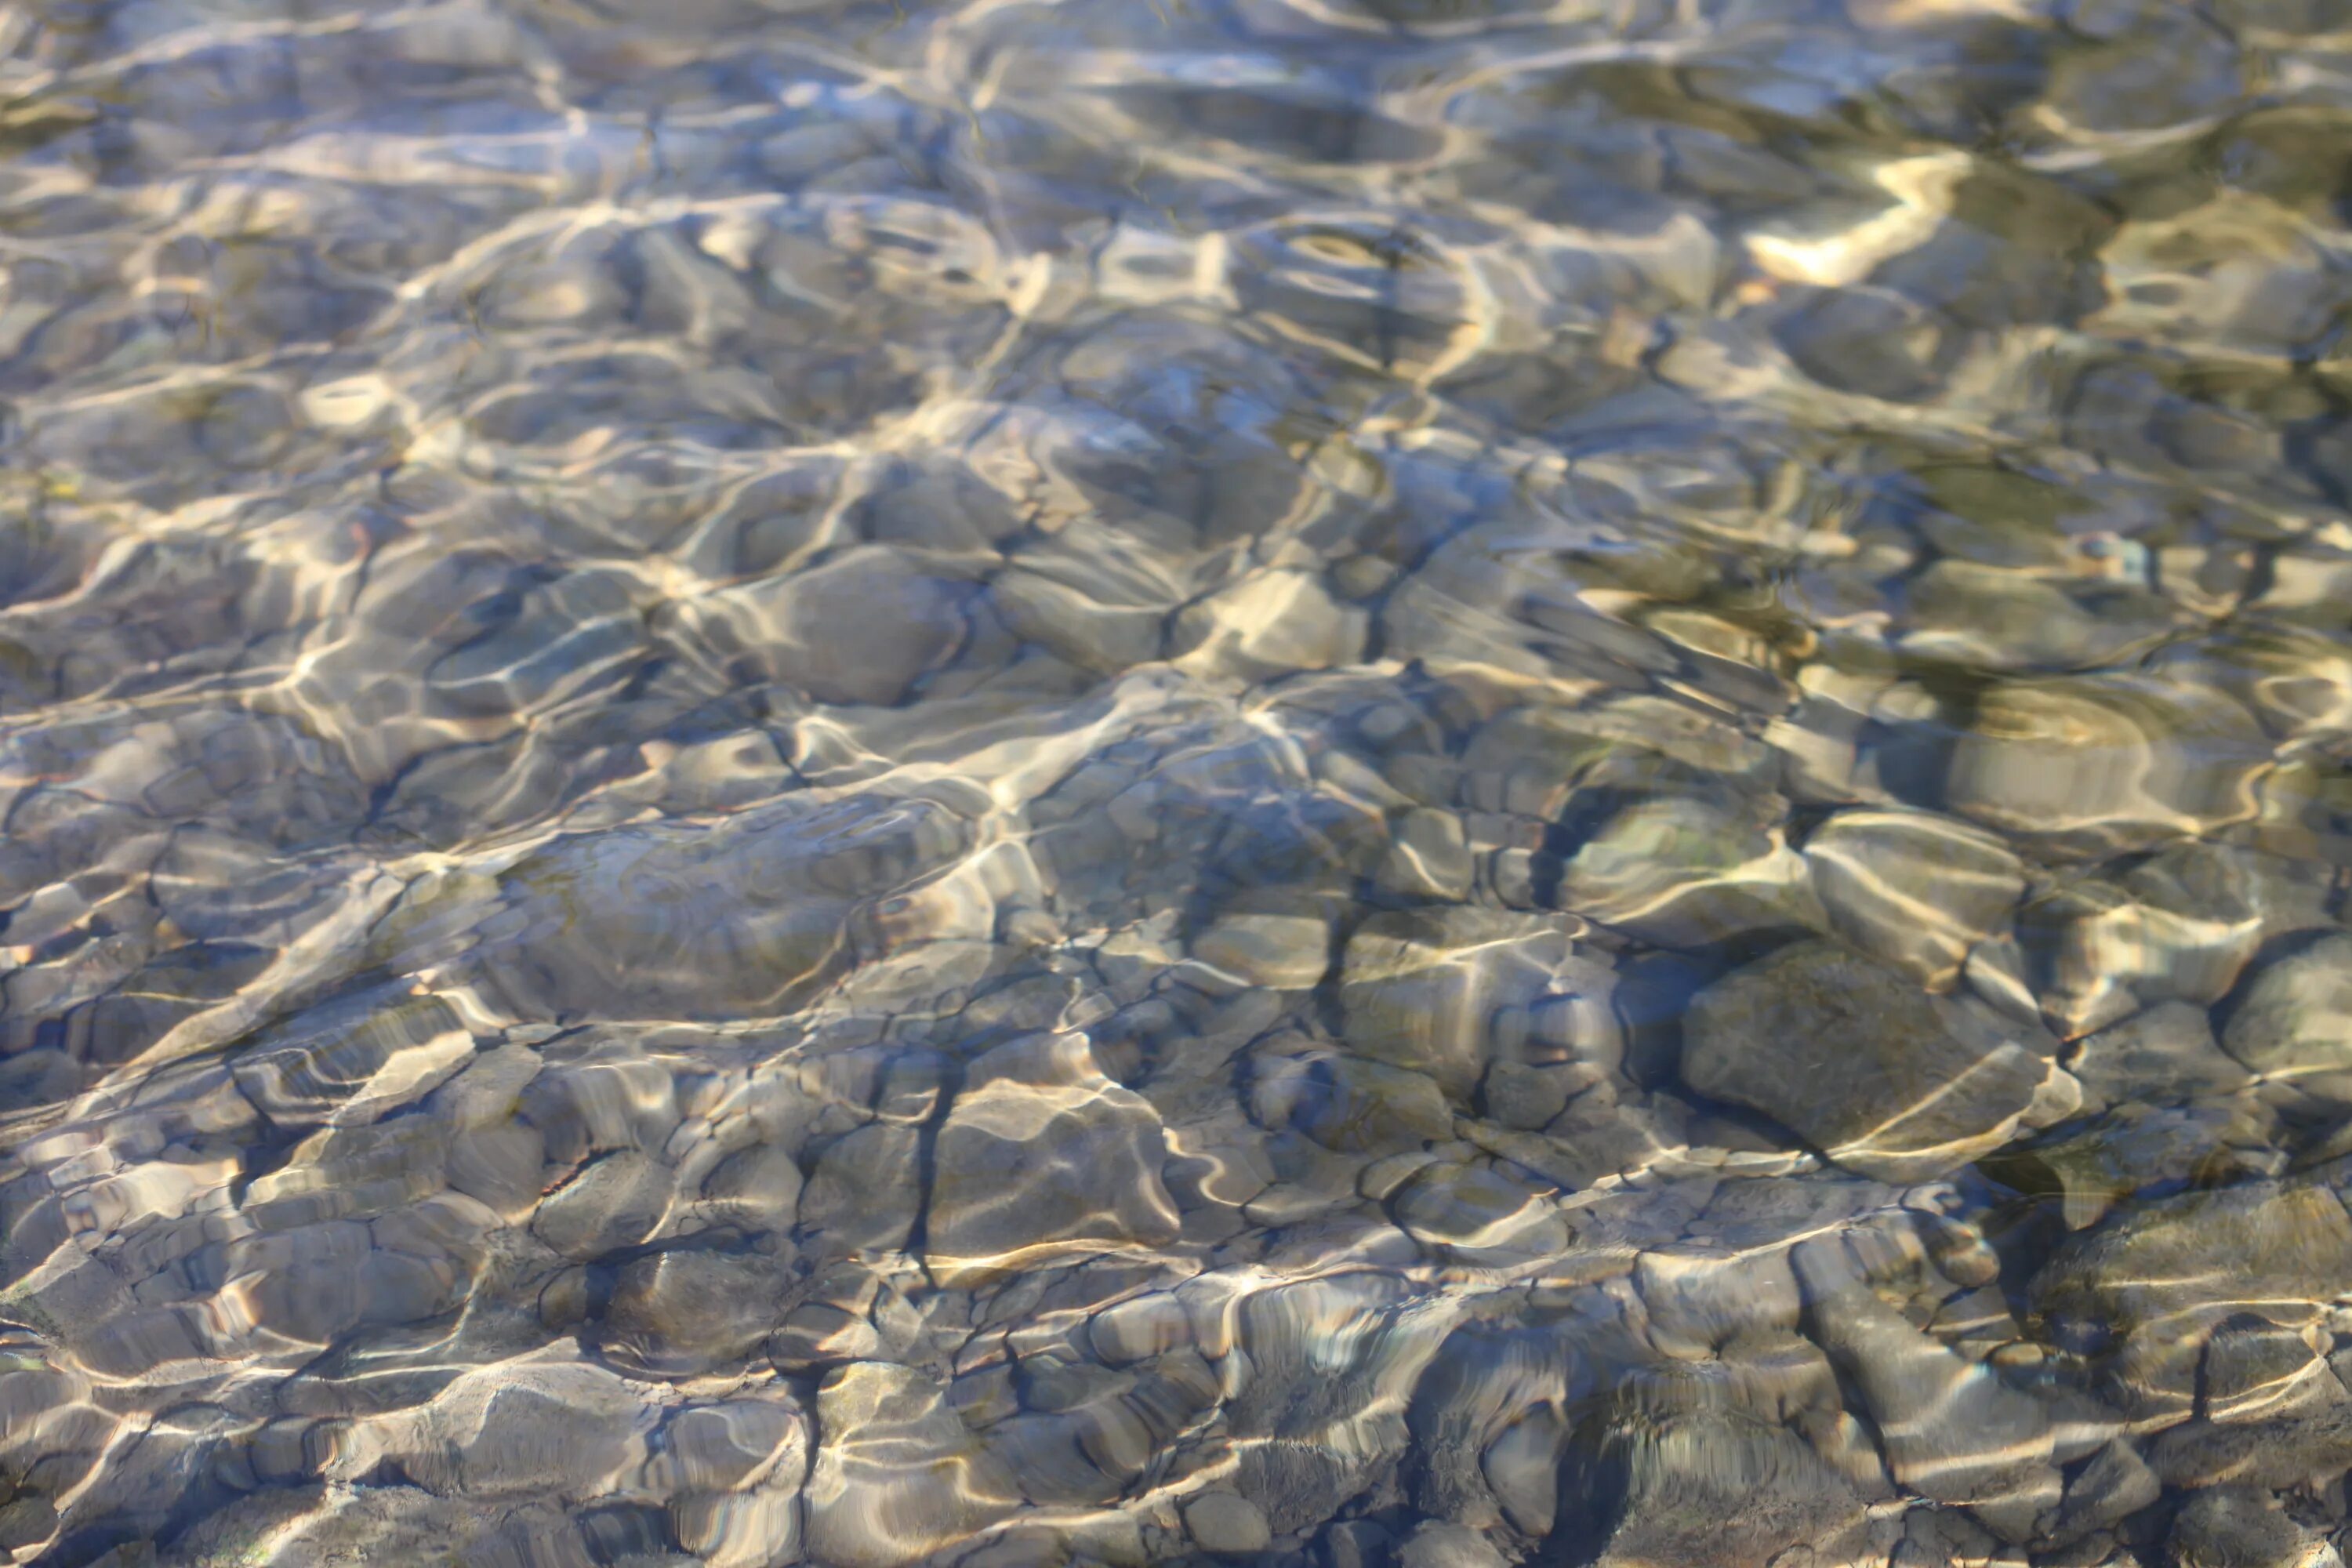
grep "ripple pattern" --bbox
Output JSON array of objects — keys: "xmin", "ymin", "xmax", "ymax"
[{"xmin": 5, "ymin": 1, "xmax": 2352, "ymax": 1566}]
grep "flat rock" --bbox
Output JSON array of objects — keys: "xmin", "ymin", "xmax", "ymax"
[
  {"xmin": 1390, "ymin": 1160, "xmax": 1570, "ymax": 1264},
  {"xmin": 1378, "ymin": 808, "xmax": 1474, "ymax": 901},
  {"xmin": 799, "ymin": 1122, "xmax": 924, "ymax": 1257},
  {"xmin": 1554, "ymin": 795, "xmax": 1829, "ymax": 950},
  {"xmin": 1171, "ymin": 568, "xmax": 1368, "ymax": 681},
  {"xmin": 2201, "ymin": 1313, "xmax": 2343, "ymax": 1426},
  {"xmin": 1261, "ymin": 1050, "xmax": 1454, "ymax": 1155},
  {"xmin": 387, "ymin": 1355, "xmax": 652, "ymax": 1501},
  {"xmin": 651, "ymin": 1399, "xmax": 805, "ymax": 1494},
  {"xmin": 1898, "ymin": 559, "xmax": 2158, "ymax": 673},
  {"xmin": 477, "ymin": 793, "xmax": 968, "ymax": 1021},
  {"xmin": 1632, "ymin": 1245, "xmax": 1804, "ymax": 1358},
  {"xmin": 2043, "ymin": 1438, "xmax": 2160, "ymax": 1548},
  {"xmin": 699, "ymin": 1142, "xmax": 805, "ymax": 1237},
  {"xmin": 2035, "ymin": 840, "xmax": 2302, "ymax": 1036},
  {"xmin": 1681, "ymin": 939, "xmax": 2054, "ymax": 1180},
  {"xmin": 230, "ymin": 988, "xmax": 473, "ymax": 1129}
]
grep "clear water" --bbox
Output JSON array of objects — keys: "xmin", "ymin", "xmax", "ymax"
[{"xmin": 3, "ymin": 0, "xmax": 2352, "ymax": 1563}]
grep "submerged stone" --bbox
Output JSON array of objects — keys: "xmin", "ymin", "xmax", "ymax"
[{"xmin": 1681, "ymin": 939, "xmax": 2054, "ymax": 1180}]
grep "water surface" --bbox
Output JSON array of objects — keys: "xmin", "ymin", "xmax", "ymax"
[{"xmin": 4, "ymin": 0, "xmax": 2352, "ymax": 1564}]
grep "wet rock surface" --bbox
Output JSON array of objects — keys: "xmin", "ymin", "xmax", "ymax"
[
  {"xmin": 1, "ymin": 0, "xmax": 2351, "ymax": 1564},
  {"xmin": 1683, "ymin": 938, "xmax": 2062, "ymax": 1180}
]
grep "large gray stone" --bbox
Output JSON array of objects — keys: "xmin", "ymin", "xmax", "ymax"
[{"xmin": 1681, "ymin": 940, "xmax": 2054, "ymax": 1180}]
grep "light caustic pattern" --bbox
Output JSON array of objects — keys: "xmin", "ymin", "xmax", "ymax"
[{"xmin": 7, "ymin": 0, "xmax": 2352, "ymax": 1564}]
